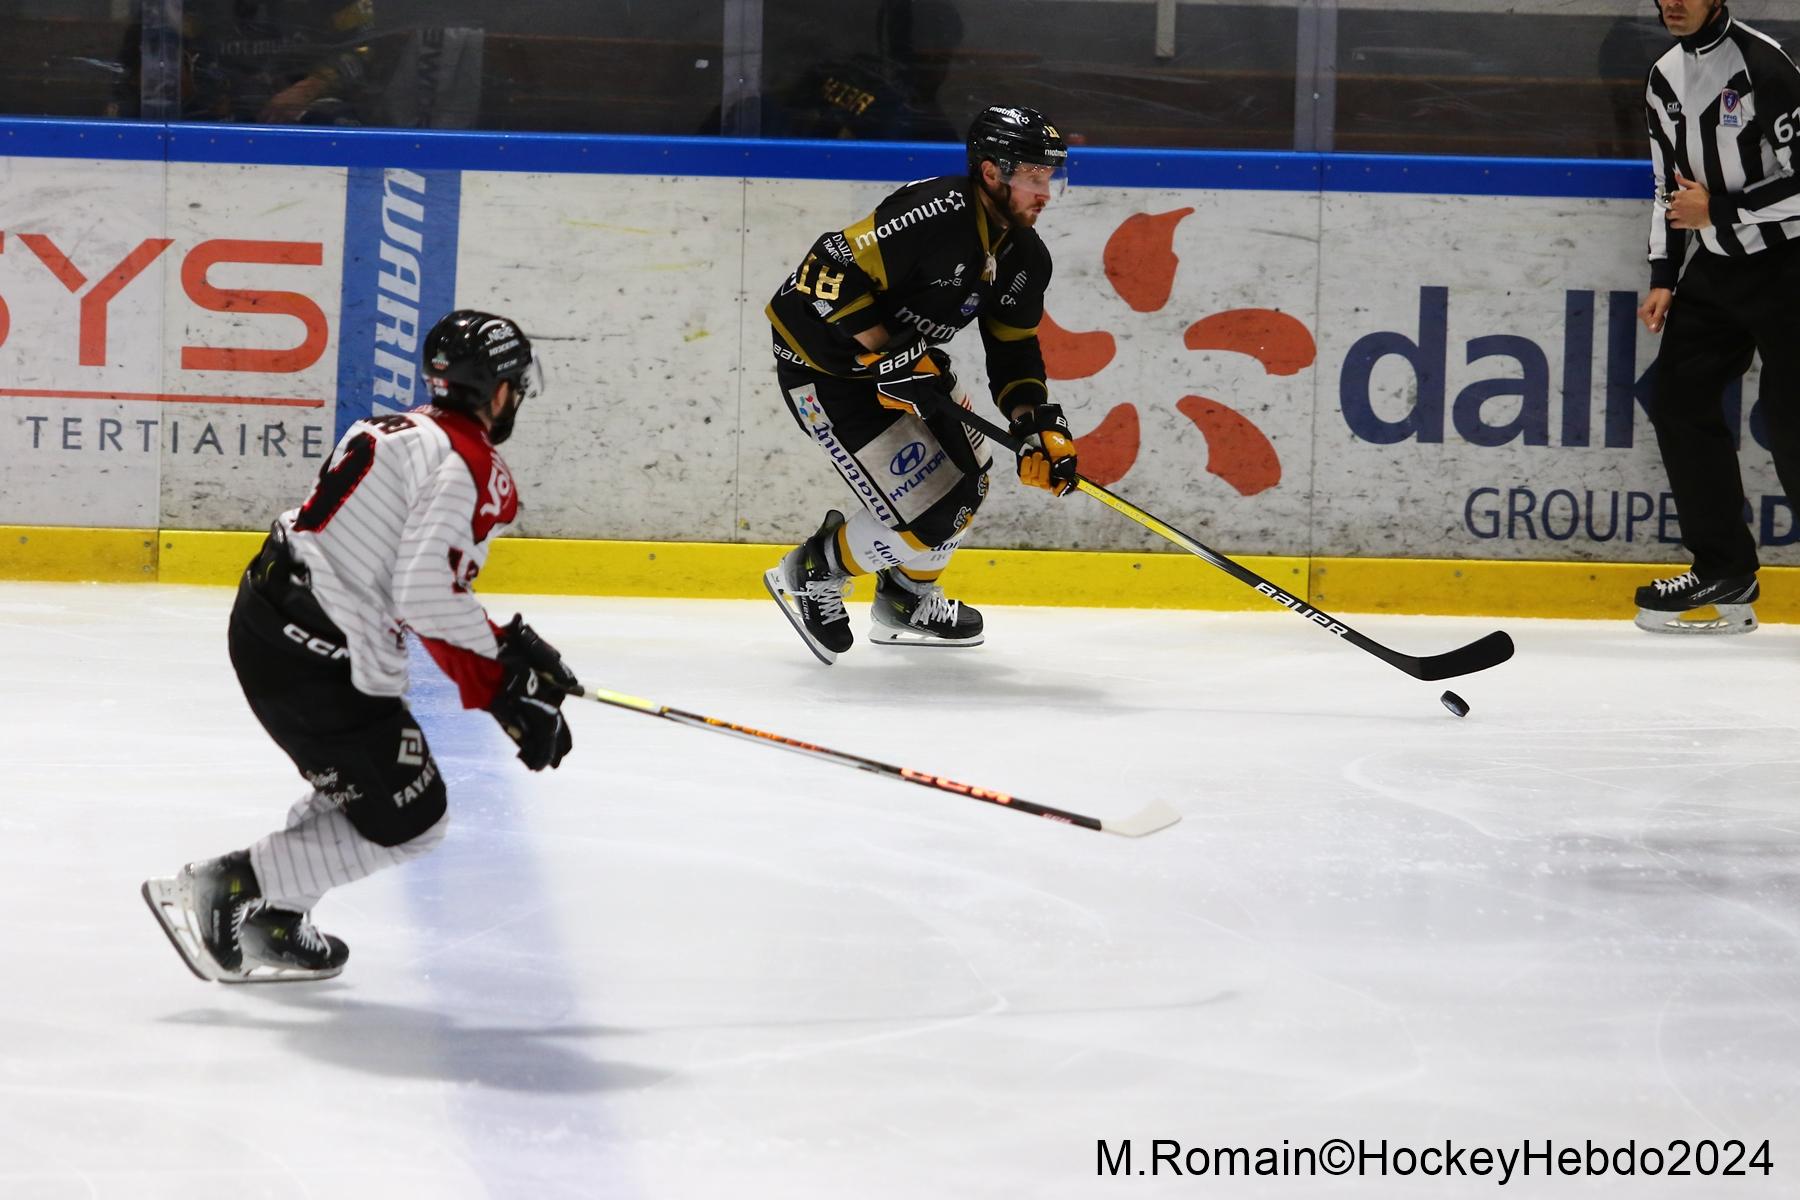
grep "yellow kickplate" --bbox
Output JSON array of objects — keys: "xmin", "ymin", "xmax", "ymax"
[
  {"xmin": 158, "ymin": 530, "xmax": 264, "ymax": 586},
  {"xmin": 0, "ymin": 526, "xmax": 156, "ymax": 582},
  {"xmin": 1310, "ymin": 557, "xmax": 1800, "ymax": 623},
  {"xmin": 483, "ymin": 538, "xmax": 788, "ymax": 600},
  {"xmin": 932, "ymin": 548, "xmax": 1307, "ymax": 610},
  {"xmin": 480, "ymin": 539, "xmax": 1306, "ymax": 609},
  {"xmin": 1, "ymin": 525, "xmax": 1792, "ymax": 622}
]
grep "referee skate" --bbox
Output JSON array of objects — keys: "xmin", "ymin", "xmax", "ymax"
[{"xmin": 1632, "ymin": 569, "xmax": 1760, "ymax": 634}]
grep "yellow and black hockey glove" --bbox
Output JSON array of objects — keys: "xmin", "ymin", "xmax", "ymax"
[
  {"xmin": 1010, "ymin": 402, "xmax": 1078, "ymax": 496},
  {"xmin": 855, "ymin": 340, "xmax": 951, "ymax": 418}
]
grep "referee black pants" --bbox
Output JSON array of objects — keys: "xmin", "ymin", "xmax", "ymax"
[{"xmin": 1652, "ymin": 242, "xmax": 1800, "ymax": 578}]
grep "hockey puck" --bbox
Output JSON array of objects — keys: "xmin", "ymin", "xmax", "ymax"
[{"xmin": 1440, "ymin": 690, "xmax": 1470, "ymax": 718}]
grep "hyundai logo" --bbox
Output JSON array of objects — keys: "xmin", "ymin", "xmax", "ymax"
[{"xmin": 890, "ymin": 442, "xmax": 928, "ymax": 474}]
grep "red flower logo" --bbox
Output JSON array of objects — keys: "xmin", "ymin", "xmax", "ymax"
[{"xmin": 1039, "ymin": 208, "xmax": 1316, "ymax": 496}]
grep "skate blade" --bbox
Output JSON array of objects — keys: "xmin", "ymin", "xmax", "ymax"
[
  {"xmin": 763, "ymin": 566, "xmax": 840, "ymax": 665},
  {"xmin": 141, "ymin": 877, "xmax": 239, "ymax": 983},
  {"xmin": 222, "ymin": 957, "xmax": 346, "ymax": 985},
  {"xmin": 1634, "ymin": 604, "xmax": 1758, "ymax": 635},
  {"xmin": 868, "ymin": 623, "xmax": 986, "ymax": 648}
]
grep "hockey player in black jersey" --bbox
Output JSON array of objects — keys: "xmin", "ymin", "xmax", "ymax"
[
  {"xmin": 763, "ymin": 105, "xmax": 1079, "ymax": 663},
  {"xmin": 142, "ymin": 310, "xmax": 579, "ymax": 982}
]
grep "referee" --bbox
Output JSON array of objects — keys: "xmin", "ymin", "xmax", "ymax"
[{"xmin": 1635, "ymin": 0, "xmax": 1800, "ymax": 633}]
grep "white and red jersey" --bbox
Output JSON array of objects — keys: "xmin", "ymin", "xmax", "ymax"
[{"xmin": 278, "ymin": 406, "xmax": 517, "ymax": 709}]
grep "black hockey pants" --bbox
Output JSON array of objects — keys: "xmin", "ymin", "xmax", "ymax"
[
  {"xmin": 228, "ymin": 530, "xmax": 447, "ymax": 848},
  {"xmin": 776, "ymin": 361, "xmax": 992, "ymax": 549}
]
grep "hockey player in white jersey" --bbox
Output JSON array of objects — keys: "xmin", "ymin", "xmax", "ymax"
[{"xmin": 143, "ymin": 310, "xmax": 579, "ymax": 983}]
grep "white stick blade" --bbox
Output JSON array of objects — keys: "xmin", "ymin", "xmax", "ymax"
[{"xmin": 1101, "ymin": 799, "xmax": 1182, "ymax": 838}]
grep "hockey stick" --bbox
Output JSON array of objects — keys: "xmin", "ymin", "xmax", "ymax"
[
  {"xmin": 954, "ymin": 405, "xmax": 1513, "ymax": 682},
  {"xmin": 572, "ymin": 685, "xmax": 1180, "ymax": 838}
]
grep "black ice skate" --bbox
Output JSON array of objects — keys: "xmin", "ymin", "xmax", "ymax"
[
  {"xmin": 764, "ymin": 510, "xmax": 855, "ymax": 664},
  {"xmin": 1633, "ymin": 569, "xmax": 1759, "ymax": 635},
  {"xmin": 870, "ymin": 568, "xmax": 985, "ymax": 647},
  {"xmin": 239, "ymin": 905, "xmax": 349, "ymax": 981},
  {"xmin": 141, "ymin": 850, "xmax": 261, "ymax": 983}
]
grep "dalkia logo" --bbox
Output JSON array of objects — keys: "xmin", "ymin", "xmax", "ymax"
[{"xmin": 1036, "ymin": 208, "xmax": 1315, "ymax": 495}]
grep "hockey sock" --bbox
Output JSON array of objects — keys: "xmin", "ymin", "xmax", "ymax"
[
  {"xmin": 836, "ymin": 508, "xmax": 906, "ymax": 575},
  {"xmin": 249, "ymin": 789, "xmax": 448, "ymax": 910},
  {"xmin": 896, "ymin": 527, "xmax": 969, "ymax": 579}
]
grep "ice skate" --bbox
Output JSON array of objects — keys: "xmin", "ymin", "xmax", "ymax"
[
  {"xmin": 764, "ymin": 510, "xmax": 855, "ymax": 664},
  {"xmin": 239, "ymin": 905, "xmax": 349, "ymax": 981},
  {"xmin": 870, "ymin": 568, "xmax": 985, "ymax": 647},
  {"xmin": 141, "ymin": 850, "xmax": 261, "ymax": 982},
  {"xmin": 1633, "ymin": 570, "xmax": 1759, "ymax": 635}
]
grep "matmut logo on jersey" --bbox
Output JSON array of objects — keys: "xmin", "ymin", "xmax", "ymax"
[{"xmin": 852, "ymin": 191, "xmax": 967, "ymax": 252}]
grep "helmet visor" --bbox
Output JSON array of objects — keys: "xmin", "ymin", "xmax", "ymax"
[
  {"xmin": 511, "ymin": 356, "xmax": 547, "ymax": 405},
  {"xmin": 1002, "ymin": 159, "xmax": 1066, "ymax": 198}
]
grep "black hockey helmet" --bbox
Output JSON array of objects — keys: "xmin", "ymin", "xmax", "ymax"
[
  {"xmin": 420, "ymin": 310, "xmax": 541, "ymax": 444},
  {"xmin": 966, "ymin": 105, "xmax": 1068, "ymax": 178}
]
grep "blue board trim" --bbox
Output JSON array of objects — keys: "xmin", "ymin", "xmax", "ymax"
[
  {"xmin": 1321, "ymin": 154, "xmax": 1651, "ymax": 199},
  {"xmin": 334, "ymin": 166, "xmax": 462, "ymax": 441},
  {"xmin": 0, "ymin": 115, "xmax": 1655, "ymax": 199}
]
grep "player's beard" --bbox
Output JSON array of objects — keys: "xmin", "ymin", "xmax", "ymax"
[
  {"xmin": 489, "ymin": 395, "xmax": 521, "ymax": 444},
  {"xmin": 1009, "ymin": 191, "xmax": 1045, "ymax": 227},
  {"xmin": 979, "ymin": 176, "xmax": 1044, "ymax": 229}
]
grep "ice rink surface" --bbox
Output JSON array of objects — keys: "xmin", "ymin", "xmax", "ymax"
[{"xmin": 3, "ymin": 580, "xmax": 1798, "ymax": 1199}]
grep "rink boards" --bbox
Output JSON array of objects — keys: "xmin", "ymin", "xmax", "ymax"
[{"xmin": 0, "ymin": 118, "xmax": 1794, "ymax": 617}]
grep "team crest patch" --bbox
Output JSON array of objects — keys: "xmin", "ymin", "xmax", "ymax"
[
  {"xmin": 1721, "ymin": 89, "xmax": 1742, "ymax": 127},
  {"xmin": 959, "ymin": 292, "xmax": 981, "ymax": 316}
]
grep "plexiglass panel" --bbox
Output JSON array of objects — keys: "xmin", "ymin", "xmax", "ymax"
[
  {"xmin": 0, "ymin": 0, "xmax": 140, "ymax": 118},
  {"xmin": 749, "ymin": 0, "xmax": 1300, "ymax": 149}
]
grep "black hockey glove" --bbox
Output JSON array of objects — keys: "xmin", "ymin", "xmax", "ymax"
[
  {"xmin": 1010, "ymin": 402, "xmax": 1079, "ymax": 496},
  {"xmin": 488, "ymin": 615, "xmax": 579, "ymax": 771}
]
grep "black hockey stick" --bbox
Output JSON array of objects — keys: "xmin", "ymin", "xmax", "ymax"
[
  {"xmin": 954, "ymin": 405, "xmax": 1513, "ymax": 682},
  {"xmin": 573, "ymin": 685, "xmax": 1181, "ymax": 837}
]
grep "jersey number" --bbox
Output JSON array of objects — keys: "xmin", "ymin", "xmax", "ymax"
[
  {"xmin": 1776, "ymin": 106, "xmax": 1800, "ymax": 146},
  {"xmin": 794, "ymin": 254, "xmax": 845, "ymax": 302},
  {"xmin": 292, "ymin": 416, "xmax": 412, "ymax": 532},
  {"xmin": 293, "ymin": 433, "xmax": 376, "ymax": 532}
]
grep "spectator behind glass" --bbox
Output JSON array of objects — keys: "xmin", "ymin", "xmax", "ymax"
[
  {"xmin": 709, "ymin": 0, "xmax": 965, "ymax": 141},
  {"xmin": 183, "ymin": 0, "xmax": 381, "ymax": 123},
  {"xmin": 111, "ymin": 0, "xmax": 484, "ymax": 128}
]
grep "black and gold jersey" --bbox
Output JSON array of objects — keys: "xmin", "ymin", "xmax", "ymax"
[{"xmin": 767, "ymin": 174, "xmax": 1053, "ymax": 415}]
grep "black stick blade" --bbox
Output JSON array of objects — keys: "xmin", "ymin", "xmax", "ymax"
[{"xmin": 1411, "ymin": 630, "xmax": 1515, "ymax": 681}]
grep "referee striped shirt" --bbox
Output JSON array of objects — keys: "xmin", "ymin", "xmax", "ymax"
[{"xmin": 1646, "ymin": 11, "xmax": 1800, "ymax": 287}]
